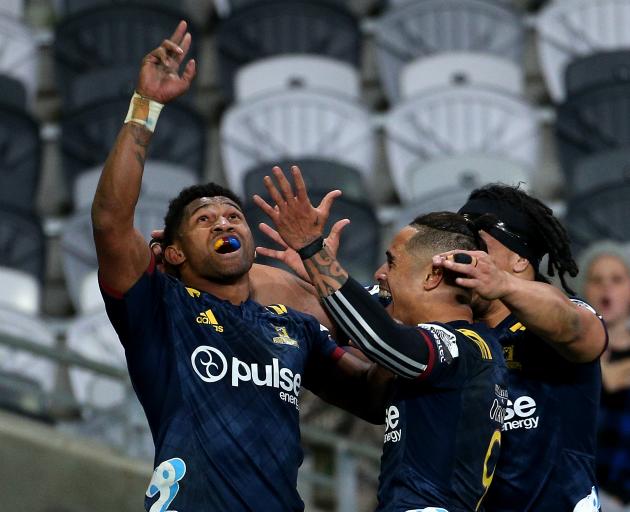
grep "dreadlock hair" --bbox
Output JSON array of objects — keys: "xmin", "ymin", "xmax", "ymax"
[
  {"xmin": 163, "ymin": 183, "xmax": 243, "ymax": 247},
  {"xmin": 407, "ymin": 212, "xmax": 486, "ymax": 257},
  {"xmin": 468, "ymin": 184, "xmax": 578, "ymax": 294}
]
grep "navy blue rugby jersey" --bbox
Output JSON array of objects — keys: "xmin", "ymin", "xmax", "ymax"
[
  {"xmin": 485, "ymin": 299, "xmax": 605, "ymax": 512},
  {"xmin": 376, "ymin": 321, "xmax": 508, "ymax": 512},
  {"xmin": 99, "ymin": 257, "xmax": 343, "ymax": 512}
]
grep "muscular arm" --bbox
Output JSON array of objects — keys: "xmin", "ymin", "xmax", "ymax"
[
  {"xmin": 92, "ymin": 21, "xmax": 195, "ymax": 294},
  {"xmin": 92, "ymin": 124, "xmax": 153, "ymax": 292},
  {"xmin": 437, "ymin": 250, "xmax": 607, "ymax": 363},
  {"xmin": 497, "ymin": 276, "xmax": 606, "ymax": 363}
]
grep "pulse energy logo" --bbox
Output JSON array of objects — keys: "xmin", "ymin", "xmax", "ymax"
[{"xmin": 191, "ymin": 346, "xmax": 301, "ymax": 409}]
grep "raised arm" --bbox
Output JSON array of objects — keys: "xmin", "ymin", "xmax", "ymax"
[
  {"xmin": 435, "ymin": 250, "xmax": 607, "ymax": 363},
  {"xmin": 253, "ymin": 166, "xmax": 447, "ymax": 379},
  {"xmin": 92, "ymin": 21, "xmax": 196, "ymax": 293}
]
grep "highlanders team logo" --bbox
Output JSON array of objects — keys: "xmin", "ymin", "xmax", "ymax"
[
  {"xmin": 191, "ymin": 346, "xmax": 228, "ymax": 383},
  {"xmin": 272, "ymin": 326, "xmax": 299, "ymax": 347}
]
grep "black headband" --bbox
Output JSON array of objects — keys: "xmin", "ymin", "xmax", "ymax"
[{"xmin": 458, "ymin": 197, "xmax": 547, "ymax": 269}]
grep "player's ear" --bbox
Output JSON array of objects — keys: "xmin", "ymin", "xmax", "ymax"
[
  {"xmin": 424, "ymin": 266, "xmax": 443, "ymax": 291},
  {"xmin": 164, "ymin": 244, "xmax": 186, "ymax": 266},
  {"xmin": 512, "ymin": 254, "xmax": 529, "ymax": 275}
]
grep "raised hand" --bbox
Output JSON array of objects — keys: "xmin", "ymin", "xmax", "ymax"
[
  {"xmin": 256, "ymin": 218, "xmax": 350, "ymax": 282},
  {"xmin": 432, "ymin": 249, "xmax": 511, "ymax": 300},
  {"xmin": 252, "ymin": 165, "xmax": 342, "ymax": 251},
  {"xmin": 136, "ymin": 20, "xmax": 196, "ymax": 104}
]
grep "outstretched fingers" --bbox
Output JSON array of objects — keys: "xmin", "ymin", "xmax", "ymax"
[
  {"xmin": 259, "ymin": 222, "xmax": 289, "ymax": 248},
  {"xmin": 252, "ymin": 194, "xmax": 278, "ymax": 219},
  {"xmin": 261, "ymin": 174, "xmax": 285, "ymax": 211},
  {"xmin": 272, "ymin": 166, "xmax": 296, "ymax": 203},
  {"xmin": 168, "ymin": 20, "xmax": 188, "ymax": 46},
  {"xmin": 317, "ymin": 189, "xmax": 342, "ymax": 217}
]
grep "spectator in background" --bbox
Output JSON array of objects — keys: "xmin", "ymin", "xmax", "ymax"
[{"xmin": 579, "ymin": 241, "xmax": 630, "ymax": 512}]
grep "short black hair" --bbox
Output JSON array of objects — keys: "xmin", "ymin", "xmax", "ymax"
[
  {"xmin": 467, "ymin": 184, "xmax": 578, "ymax": 294},
  {"xmin": 163, "ymin": 183, "xmax": 243, "ymax": 246},
  {"xmin": 407, "ymin": 212, "xmax": 485, "ymax": 256}
]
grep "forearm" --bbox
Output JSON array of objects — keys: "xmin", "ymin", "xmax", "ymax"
[
  {"xmin": 304, "ymin": 248, "xmax": 431, "ymax": 378},
  {"xmin": 500, "ymin": 275, "xmax": 606, "ymax": 362},
  {"xmin": 91, "ymin": 122, "xmax": 151, "ymax": 231}
]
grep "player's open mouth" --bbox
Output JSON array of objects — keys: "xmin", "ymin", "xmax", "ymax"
[
  {"xmin": 214, "ymin": 236, "xmax": 241, "ymax": 254},
  {"xmin": 379, "ymin": 287, "xmax": 392, "ymax": 302}
]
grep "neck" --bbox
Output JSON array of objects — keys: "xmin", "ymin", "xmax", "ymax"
[
  {"xmin": 408, "ymin": 295, "xmax": 473, "ymax": 325},
  {"xmin": 183, "ymin": 273, "xmax": 251, "ymax": 305},
  {"xmin": 476, "ymin": 299, "xmax": 511, "ymax": 328},
  {"xmin": 607, "ymin": 320, "xmax": 630, "ymax": 352}
]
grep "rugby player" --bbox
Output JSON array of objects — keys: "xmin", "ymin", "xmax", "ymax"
[
  {"xmin": 91, "ymin": 22, "xmax": 391, "ymax": 511},
  {"xmin": 254, "ymin": 167, "xmax": 508, "ymax": 512},
  {"xmin": 432, "ymin": 185, "xmax": 608, "ymax": 511}
]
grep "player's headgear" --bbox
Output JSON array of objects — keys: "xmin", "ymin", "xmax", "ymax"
[{"xmin": 459, "ymin": 184, "xmax": 578, "ymax": 294}]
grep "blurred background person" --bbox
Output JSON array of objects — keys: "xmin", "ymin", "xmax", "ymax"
[{"xmin": 579, "ymin": 241, "xmax": 630, "ymax": 512}]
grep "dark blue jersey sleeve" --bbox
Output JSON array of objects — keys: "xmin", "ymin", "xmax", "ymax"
[
  {"xmin": 323, "ymin": 277, "xmax": 460, "ymax": 381},
  {"xmin": 99, "ymin": 256, "xmax": 171, "ymax": 425}
]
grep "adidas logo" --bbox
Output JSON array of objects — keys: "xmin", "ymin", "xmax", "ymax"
[{"xmin": 196, "ymin": 309, "xmax": 224, "ymax": 332}]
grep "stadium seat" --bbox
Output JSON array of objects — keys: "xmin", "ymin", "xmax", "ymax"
[
  {"xmin": 385, "ymin": 86, "xmax": 540, "ymax": 202},
  {"xmin": 73, "ymin": 160, "xmax": 199, "ymax": 211},
  {"xmin": 0, "ymin": 14, "xmax": 38, "ymax": 107},
  {"xmin": 373, "ymin": 0, "xmax": 525, "ymax": 103},
  {"xmin": 60, "ymin": 201, "xmax": 166, "ymax": 311},
  {"xmin": 235, "ymin": 55, "xmax": 361, "ymax": 102},
  {"xmin": 0, "ymin": 267, "xmax": 40, "ymax": 315},
  {"xmin": 0, "ymin": 74, "xmax": 27, "ymax": 109},
  {"xmin": 244, "ymin": 193, "xmax": 380, "ymax": 284},
  {"xmin": 216, "ymin": 0, "xmax": 360, "ymax": 99},
  {"xmin": 555, "ymin": 82, "xmax": 630, "ymax": 176},
  {"xmin": 566, "ymin": 181, "xmax": 630, "ymax": 252},
  {"xmin": 400, "ymin": 53, "xmax": 524, "ymax": 99},
  {"xmin": 569, "ymin": 149, "xmax": 630, "ymax": 196},
  {"xmin": 565, "ymin": 50, "xmax": 630, "ymax": 98},
  {"xmin": 0, "ymin": 207, "xmax": 45, "ymax": 281},
  {"xmin": 53, "ymin": 4, "xmax": 198, "ymax": 108},
  {"xmin": 0, "ymin": 307, "xmax": 57, "ymax": 394},
  {"xmin": 61, "ymin": 97, "xmax": 205, "ymax": 191},
  {"xmin": 65, "ymin": 309, "xmax": 153, "ymax": 459},
  {"xmin": 63, "ymin": 64, "xmax": 138, "ymax": 111},
  {"xmin": 395, "ymin": 154, "xmax": 531, "ymax": 205},
  {"xmin": 536, "ymin": 0, "xmax": 630, "ymax": 102},
  {"xmin": 0, "ymin": 0, "xmax": 23, "ymax": 18},
  {"xmin": 53, "ymin": 0, "xmax": 176, "ymax": 16},
  {"xmin": 243, "ymin": 158, "xmax": 368, "ymax": 203},
  {"xmin": 221, "ymin": 90, "xmax": 375, "ymax": 199},
  {"xmin": 0, "ymin": 104, "xmax": 40, "ymax": 211},
  {"xmin": 387, "ymin": 186, "xmax": 473, "ymax": 240}
]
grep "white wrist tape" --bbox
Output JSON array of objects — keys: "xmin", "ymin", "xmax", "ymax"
[{"xmin": 124, "ymin": 92, "xmax": 164, "ymax": 132}]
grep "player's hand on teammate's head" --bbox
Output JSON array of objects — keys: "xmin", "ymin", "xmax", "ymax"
[
  {"xmin": 252, "ymin": 165, "xmax": 341, "ymax": 252},
  {"xmin": 256, "ymin": 218, "xmax": 350, "ymax": 283},
  {"xmin": 136, "ymin": 20, "xmax": 196, "ymax": 104},
  {"xmin": 150, "ymin": 229, "xmax": 166, "ymax": 273},
  {"xmin": 432, "ymin": 249, "xmax": 511, "ymax": 301}
]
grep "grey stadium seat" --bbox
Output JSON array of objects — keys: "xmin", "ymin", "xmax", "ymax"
[
  {"xmin": 244, "ymin": 194, "xmax": 380, "ymax": 284},
  {"xmin": 566, "ymin": 181, "xmax": 630, "ymax": 253},
  {"xmin": 555, "ymin": 82, "xmax": 630, "ymax": 176},
  {"xmin": 60, "ymin": 201, "xmax": 166, "ymax": 311},
  {"xmin": 216, "ymin": 0, "xmax": 361, "ymax": 100},
  {"xmin": 385, "ymin": 86, "xmax": 540, "ymax": 203},
  {"xmin": 565, "ymin": 50, "xmax": 630, "ymax": 98},
  {"xmin": 73, "ymin": 160, "xmax": 199, "ymax": 211},
  {"xmin": 0, "ymin": 207, "xmax": 45, "ymax": 281},
  {"xmin": 0, "ymin": 104, "xmax": 40, "ymax": 211},
  {"xmin": 221, "ymin": 89, "xmax": 375, "ymax": 199},
  {"xmin": 61, "ymin": 97, "xmax": 205, "ymax": 191},
  {"xmin": 373, "ymin": 0, "xmax": 525, "ymax": 103},
  {"xmin": 0, "ymin": 14, "xmax": 38, "ymax": 107},
  {"xmin": 243, "ymin": 158, "xmax": 369, "ymax": 203},
  {"xmin": 570, "ymin": 149, "xmax": 630, "ymax": 196},
  {"xmin": 53, "ymin": 4, "xmax": 198, "ymax": 108},
  {"xmin": 537, "ymin": 0, "xmax": 630, "ymax": 102}
]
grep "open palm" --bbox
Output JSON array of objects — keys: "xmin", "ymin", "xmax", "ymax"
[{"xmin": 136, "ymin": 20, "xmax": 196, "ymax": 104}]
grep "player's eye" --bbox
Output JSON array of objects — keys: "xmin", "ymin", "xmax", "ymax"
[{"xmin": 197, "ymin": 215, "xmax": 209, "ymax": 223}]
